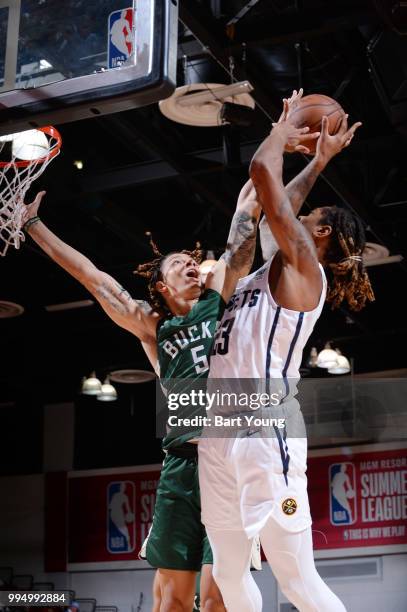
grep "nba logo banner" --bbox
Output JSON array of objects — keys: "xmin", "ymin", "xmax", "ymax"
[
  {"xmin": 107, "ymin": 481, "xmax": 136, "ymax": 553},
  {"xmin": 108, "ymin": 8, "xmax": 135, "ymax": 69},
  {"xmin": 329, "ymin": 462, "xmax": 357, "ymax": 525}
]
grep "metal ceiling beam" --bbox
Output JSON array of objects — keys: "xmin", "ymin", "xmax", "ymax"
[
  {"xmin": 177, "ymin": 0, "xmax": 391, "ymax": 260},
  {"xmin": 79, "ymin": 141, "xmax": 260, "ymax": 192},
  {"xmin": 109, "ymin": 113, "xmax": 233, "ymax": 216},
  {"xmin": 179, "ymin": 0, "xmax": 280, "ymax": 122},
  {"xmin": 228, "ymin": 8, "xmax": 378, "ymax": 47},
  {"xmin": 227, "ymin": 0, "xmax": 263, "ymax": 26}
]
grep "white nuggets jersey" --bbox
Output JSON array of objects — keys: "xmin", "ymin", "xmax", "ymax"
[
  {"xmin": 199, "ymin": 257, "xmax": 328, "ymax": 537},
  {"xmin": 210, "ymin": 257, "xmax": 327, "ymax": 380}
]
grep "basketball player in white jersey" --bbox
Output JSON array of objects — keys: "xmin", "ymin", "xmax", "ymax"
[{"xmin": 198, "ymin": 97, "xmax": 374, "ymax": 611}]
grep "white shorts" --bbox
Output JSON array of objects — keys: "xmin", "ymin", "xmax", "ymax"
[{"xmin": 198, "ymin": 436, "xmax": 312, "ymax": 539}]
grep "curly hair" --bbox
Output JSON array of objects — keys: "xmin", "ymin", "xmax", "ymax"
[
  {"xmin": 319, "ymin": 206, "xmax": 375, "ymax": 311},
  {"xmin": 134, "ymin": 233, "xmax": 202, "ymax": 315}
]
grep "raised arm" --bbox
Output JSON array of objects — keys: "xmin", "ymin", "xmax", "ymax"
[
  {"xmin": 22, "ymin": 192, "xmax": 159, "ymax": 343},
  {"xmin": 249, "ymin": 123, "xmax": 320, "ymax": 273},
  {"xmin": 260, "ymin": 91, "xmax": 361, "ymax": 262},
  {"xmin": 205, "ymin": 179, "xmax": 261, "ymax": 301}
]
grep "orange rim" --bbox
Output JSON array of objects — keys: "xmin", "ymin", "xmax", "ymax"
[{"xmin": 0, "ymin": 125, "xmax": 62, "ymax": 168}]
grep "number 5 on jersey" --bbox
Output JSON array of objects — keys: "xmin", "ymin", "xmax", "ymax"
[{"xmin": 191, "ymin": 344, "xmax": 209, "ymax": 374}]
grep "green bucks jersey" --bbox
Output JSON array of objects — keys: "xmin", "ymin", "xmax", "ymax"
[{"xmin": 157, "ymin": 288, "xmax": 225, "ymax": 448}]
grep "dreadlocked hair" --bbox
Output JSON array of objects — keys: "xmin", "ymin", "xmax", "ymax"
[
  {"xmin": 319, "ymin": 206, "xmax": 375, "ymax": 312},
  {"xmin": 134, "ymin": 232, "xmax": 203, "ymax": 315}
]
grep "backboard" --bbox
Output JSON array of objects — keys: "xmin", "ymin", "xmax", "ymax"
[{"xmin": 0, "ymin": 0, "xmax": 178, "ymax": 136}]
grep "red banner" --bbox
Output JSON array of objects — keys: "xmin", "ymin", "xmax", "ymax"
[
  {"xmin": 67, "ymin": 465, "xmax": 160, "ymax": 568},
  {"xmin": 63, "ymin": 443, "xmax": 406, "ymax": 569},
  {"xmin": 308, "ymin": 442, "xmax": 407, "ymax": 557}
]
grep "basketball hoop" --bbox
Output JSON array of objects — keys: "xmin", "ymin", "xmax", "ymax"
[{"xmin": 0, "ymin": 126, "xmax": 62, "ymax": 256}]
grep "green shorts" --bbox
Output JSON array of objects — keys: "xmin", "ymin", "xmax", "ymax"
[{"xmin": 146, "ymin": 445, "xmax": 213, "ymax": 571}]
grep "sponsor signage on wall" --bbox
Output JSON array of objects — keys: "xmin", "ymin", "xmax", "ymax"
[
  {"xmin": 51, "ymin": 443, "xmax": 406, "ymax": 570},
  {"xmin": 308, "ymin": 442, "xmax": 407, "ymax": 558},
  {"xmin": 67, "ymin": 465, "xmax": 160, "ymax": 569}
]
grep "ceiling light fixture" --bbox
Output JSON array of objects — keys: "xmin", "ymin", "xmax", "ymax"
[
  {"xmin": 81, "ymin": 372, "xmax": 102, "ymax": 395},
  {"xmin": 96, "ymin": 377, "xmax": 118, "ymax": 402},
  {"xmin": 362, "ymin": 242, "xmax": 403, "ymax": 267},
  {"xmin": 328, "ymin": 350, "xmax": 351, "ymax": 375},
  {"xmin": 177, "ymin": 81, "xmax": 253, "ymax": 106},
  {"xmin": 200, "ymin": 259, "xmax": 217, "ymax": 275},
  {"xmin": 109, "ymin": 369, "xmax": 156, "ymax": 384},
  {"xmin": 158, "ymin": 82, "xmax": 255, "ymax": 127},
  {"xmin": 307, "ymin": 347, "xmax": 319, "ymax": 368},
  {"xmin": 45, "ymin": 299, "xmax": 94, "ymax": 312},
  {"xmin": 0, "ymin": 300, "xmax": 25, "ymax": 318},
  {"xmin": 316, "ymin": 343, "xmax": 340, "ymax": 369}
]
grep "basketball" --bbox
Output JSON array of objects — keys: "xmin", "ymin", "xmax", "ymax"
[
  {"xmin": 287, "ymin": 94, "xmax": 346, "ymax": 154},
  {"xmin": 12, "ymin": 129, "xmax": 50, "ymax": 161}
]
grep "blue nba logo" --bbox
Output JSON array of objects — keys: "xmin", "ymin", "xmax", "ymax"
[
  {"xmin": 108, "ymin": 8, "xmax": 134, "ymax": 69},
  {"xmin": 329, "ymin": 463, "xmax": 357, "ymax": 525},
  {"xmin": 107, "ymin": 481, "xmax": 136, "ymax": 553}
]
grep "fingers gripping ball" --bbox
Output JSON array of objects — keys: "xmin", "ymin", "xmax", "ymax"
[{"xmin": 287, "ymin": 94, "xmax": 345, "ymax": 154}]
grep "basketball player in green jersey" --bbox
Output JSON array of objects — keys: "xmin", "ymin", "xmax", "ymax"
[{"xmin": 20, "ymin": 176, "xmax": 275, "ymax": 612}]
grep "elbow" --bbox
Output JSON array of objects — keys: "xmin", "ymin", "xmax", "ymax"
[
  {"xmin": 249, "ymin": 158, "xmax": 281, "ymax": 188},
  {"xmin": 249, "ymin": 158, "xmax": 267, "ymax": 183}
]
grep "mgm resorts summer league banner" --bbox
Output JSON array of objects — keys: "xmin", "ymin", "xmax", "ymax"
[
  {"xmin": 45, "ymin": 442, "xmax": 406, "ymax": 570},
  {"xmin": 308, "ymin": 442, "xmax": 407, "ymax": 558}
]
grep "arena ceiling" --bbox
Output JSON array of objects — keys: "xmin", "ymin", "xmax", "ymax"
[{"xmin": 1, "ymin": 0, "xmax": 407, "ymax": 404}]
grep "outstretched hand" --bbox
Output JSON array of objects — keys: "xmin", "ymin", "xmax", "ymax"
[
  {"xmin": 315, "ymin": 114, "xmax": 362, "ymax": 166},
  {"xmin": 271, "ymin": 121, "xmax": 320, "ymax": 155},
  {"xmin": 277, "ymin": 88, "xmax": 304, "ymax": 123},
  {"xmin": 273, "ymin": 89, "xmax": 320, "ymax": 154},
  {"xmin": 21, "ymin": 191, "xmax": 46, "ymax": 226}
]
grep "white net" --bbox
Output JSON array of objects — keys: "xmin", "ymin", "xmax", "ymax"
[{"xmin": 0, "ymin": 127, "xmax": 61, "ymax": 256}]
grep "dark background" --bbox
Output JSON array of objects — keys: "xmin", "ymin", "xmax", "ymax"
[{"xmin": 1, "ymin": 0, "xmax": 407, "ymax": 474}]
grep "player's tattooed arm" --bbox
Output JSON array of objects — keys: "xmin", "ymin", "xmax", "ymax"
[
  {"xmin": 91, "ymin": 274, "xmax": 159, "ymax": 340},
  {"xmin": 224, "ymin": 178, "xmax": 261, "ymax": 274},
  {"xmin": 95, "ymin": 282, "xmax": 133, "ymax": 316},
  {"xmin": 206, "ymin": 179, "xmax": 261, "ymax": 300},
  {"xmin": 260, "ymin": 160, "xmax": 322, "ymax": 262},
  {"xmin": 285, "ymin": 161, "xmax": 322, "ymax": 215},
  {"xmin": 97, "ymin": 286, "xmax": 159, "ymax": 372},
  {"xmin": 23, "ymin": 199, "xmax": 158, "ymax": 341},
  {"xmin": 223, "ymin": 211, "xmax": 257, "ymax": 272}
]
